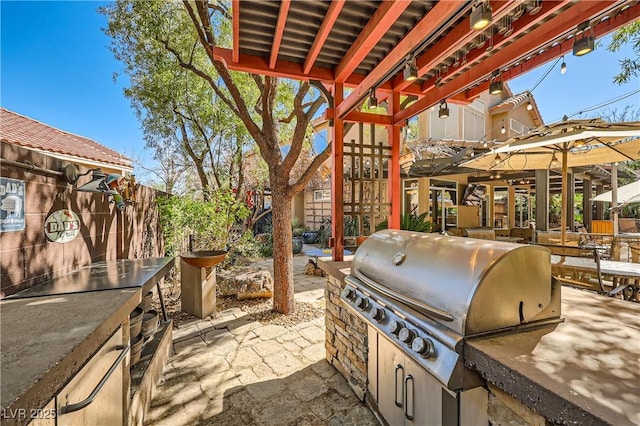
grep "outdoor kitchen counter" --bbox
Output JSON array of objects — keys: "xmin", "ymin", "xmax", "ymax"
[
  {"xmin": 465, "ymin": 286, "xmax": 640, "ymax": 426},
  {"xmin": 0, "ymin": 257, "xmax": 175, "ymax": 424},
  {"xmin": 319, "ymin": 259, "xmax": 640, "ymax": 425}
]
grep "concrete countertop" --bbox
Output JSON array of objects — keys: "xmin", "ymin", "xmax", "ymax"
[
  {"xmin": 317, "ymin": 256, "xmax": 353, "ymax": 282},
  {"xmin": 319, "ymin": 259, "xmax": 640, "ymax": 425},
  {"xmin": 0, "ymin": 257, "xmax": 175, "ymax": 424},
  {"xmin": 466, "ymin": 287, "xmax": 640, "ymax": 426}
]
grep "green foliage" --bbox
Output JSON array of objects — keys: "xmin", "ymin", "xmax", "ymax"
[
  {"xmin": 607, "ymin": 22, "xmax": 640, "ymax": 85},
  {"xmin": 291, "ymin": 217, "xmax": 305, "ymax": 237},
  {"xmin": 157, "ymin": 188, "xmax": 249, "ymax": 256},
  {"xmin": 344, "ymin": 215, "xmax": 359, "ymax": 237},
  {"xmin": 221, "ymin": 231, "xmax": 265, "ymax": 269},
  {"xmin": 376, "ymin": 212, "xmax": 432, "ymax": 233}
]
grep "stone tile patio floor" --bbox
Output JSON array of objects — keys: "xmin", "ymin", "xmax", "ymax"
[{"xmin": 146, "ymin": 255, "xmax": 380, "ymax": 426}]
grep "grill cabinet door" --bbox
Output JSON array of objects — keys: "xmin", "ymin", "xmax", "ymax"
[
  {"xmin": 404, "ymin": 355, "xmax": 443, "ymax": 425},
  {"xmin": 378, "ymin": 335, "xmax": 405, "ymax": 426}
]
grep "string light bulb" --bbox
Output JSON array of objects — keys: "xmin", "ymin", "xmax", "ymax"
[
  {"xmin": 550, "ymin": 152, "xmax": 560, "ymax": 168},
  {"xmin": 560, "ymin": 56, "xmax": 567, "ymax": 74},
  {"xmin": 500, "ymin": 119, "xmax": 506, "ymax": 134},
  {"xmin": 526, "ymin": 100, "xmax": 533, "ymax": 111},
  {"xmin": 491, "ymin": 153, "xmax": 502, "ymax": 168}
]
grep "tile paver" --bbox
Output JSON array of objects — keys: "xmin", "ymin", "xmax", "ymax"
[{"xmin": 146, "ymin": 254, "xmax": 379, "ymax": 426}]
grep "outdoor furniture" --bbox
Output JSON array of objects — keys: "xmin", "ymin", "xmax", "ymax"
[
  {"xmin": 539, "ymin": 244, "xmax": 606, "ymax": 294},
  {"xmin": 509, "ymin": 227, "xmax": 533, "ymax": 243},
  {"xmin": 591, "ymin": 220, "xmax": 614, "ymax": 234},
  {"xmin": 618, "ymin": 218, "xmax": 638, "ymax": 233},
  {"xmin": 578, "ymin": 231, "xmax": 613, "ymax": 260},
  {"xmin": 465, "ymin": 228, "xmax": 496, "ymax": 240}
]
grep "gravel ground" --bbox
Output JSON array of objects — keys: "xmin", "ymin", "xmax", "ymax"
[{"xmin": 153, "ymin": 256, "xmax": 324, "ymax": 327}]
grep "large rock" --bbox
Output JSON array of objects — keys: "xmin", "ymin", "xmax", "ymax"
[{"xmin": 218, "ymin": 268, "xmax": 273, "ymax": 300}]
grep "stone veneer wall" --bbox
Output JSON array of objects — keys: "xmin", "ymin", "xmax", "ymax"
[{"xmin": 324, "ymin": 273, "xmax": 368, "ymax": 401}]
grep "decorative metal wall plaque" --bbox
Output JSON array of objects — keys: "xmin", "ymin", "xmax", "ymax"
[
  {"xmin": 0, "ymin": 177, "xmax": 25, "ymax": 232},
  {"xmin": 45, "ymin": 209, "xmax": 81, "ymax": 243}
]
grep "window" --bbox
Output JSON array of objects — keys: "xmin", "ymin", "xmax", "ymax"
[
  {"xmin": 314, "ymin": 189, "xmax": 331, "ymax": 201},
  {"xmin": 403, "ymin": 179, "xmax": 419, "ymax": 215},
  {"xmin": 430, "ymin": 104, "xmax": 460, "ymax": 139},
  {"xmin": 429, "ymin": 179, "xmax": 458, "ymax": 232},
  {"xmin": 463, "ymin": 106, "xmax": 485, "ymax": 141},
  {"xmin": 493, "ymin": 187, "xmax": 509, "ymax": 229},
  {"xmin": 510, "ymin": 118, "xmax": 529, "ymax": 136}
]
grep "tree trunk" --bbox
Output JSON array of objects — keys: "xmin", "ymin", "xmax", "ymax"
[{"xmin": 271, "ymin": 188, "xmax": 294, "ymax": 314}]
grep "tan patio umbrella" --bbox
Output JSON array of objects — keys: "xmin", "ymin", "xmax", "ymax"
[{"xmin": 461, "ymin": 120, "xmax": 640, "ymax": 245}]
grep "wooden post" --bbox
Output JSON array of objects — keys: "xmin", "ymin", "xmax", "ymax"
[
  {"xmin": 387, "ymin": 91, "xmax": 401, "ymax": 229},
  {"xmin": 332, "ymin": 83, "xmax": 345, "ymax": 261}
]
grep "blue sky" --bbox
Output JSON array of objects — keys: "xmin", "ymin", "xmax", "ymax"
[{"xmin": 2, "ymin": 1, "xmax": 639, "ymax": 173}]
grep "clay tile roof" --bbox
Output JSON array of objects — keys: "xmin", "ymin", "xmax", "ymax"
[
  {"xmin": 489, "ymin": 91, "xmax": 531, "ymax": 113},
  {"xmin": 0, "ymin": 108, "xmax": 132, "ymax": 169}
]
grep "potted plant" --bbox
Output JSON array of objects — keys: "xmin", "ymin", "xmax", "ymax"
[{"xmin": 292, "ymin": 217, "xmax": 305, "ymax": 254}]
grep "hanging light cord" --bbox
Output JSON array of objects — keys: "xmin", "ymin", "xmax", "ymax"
[
  {"xmin": 562, "ymin": 89, "xmax": 640, "ymax": 121},
  {"xmin": 529, "ymin": 57, "xmax": 561, "ymax": 95}
]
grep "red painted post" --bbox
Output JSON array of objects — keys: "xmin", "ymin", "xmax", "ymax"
[
  {"xmin": 387, "ymin": 91, "xmax": 401, "ymax": 229},
  {"xmin": 332, "ymin": 83, "xmax": 345, "ymax": 261}
]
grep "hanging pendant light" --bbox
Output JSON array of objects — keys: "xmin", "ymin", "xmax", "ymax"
[
  {"xmin": 550, "ymin": 152, "xmax": 561, "ymax": 168},
  {"xmin": 490, "ymin": 153, "xmax": 502, "ymax": 168},
  {"xmin": 573, "ymin": 22, "xmax": 594, "ymax": 56},
  {"xmin": 438, "ymin": 100, "xmax": 450, "ymax": 118},
  {"xmin": 368, "ymin": 90, "xmax": 377, "ymax": 108},
  {"xmin": 470, "ymin": 2, "xmax": 492, "ymax": 31},
  {"xmin": 560, "ymin": 56, "xmax": 567, "ymax": 74},
  {"xmin": 403, "ymin": 55, "xmax": 418, "ymax": 82}
]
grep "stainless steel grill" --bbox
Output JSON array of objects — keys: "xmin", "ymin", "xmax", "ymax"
[{"xmin": 341, "ymin": 230, "xmax": 562, "ymax": 425}]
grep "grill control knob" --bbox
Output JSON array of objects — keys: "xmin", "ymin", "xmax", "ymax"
[
  {"xmin": 345, "ymin": 288, "xmax": 356, "ymax": 300},
  {"xmin": 372, "ymin": 308, "xmax": 385, "ymax": 322},
  {"xmin": 356, "ymin": 297, "xmax": 369, "ymax": 310},
  {"xmin": 412, "ymin": 337, "xmax": 436, "ymax": 358},
  {"xmin": 399, "ymin": 328, "xmax": 415, "ymax": 344},
  {"xmin": 390, "ymin": 320, "xmax": 404, "ymax": 335}
]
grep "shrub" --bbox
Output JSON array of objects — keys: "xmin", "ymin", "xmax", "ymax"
[
  {"xmin": 375, "ymin": 212, "xmax": 432, "ymax": 233},
  {"xmin": 157, "ymin": 188, "xmax": 250, "ymax": 256}
]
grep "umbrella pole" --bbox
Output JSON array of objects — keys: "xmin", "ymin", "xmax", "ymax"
[{"xmin": 561, "ymin": 151, "xmax": 568, "ymax": 245}]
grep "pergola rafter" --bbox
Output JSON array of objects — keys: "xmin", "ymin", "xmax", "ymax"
[{"xmin": 228, "ymin": 0, "xmax": 639, "ymax": 260}]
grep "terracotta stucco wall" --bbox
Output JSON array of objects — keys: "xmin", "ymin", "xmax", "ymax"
[{"xmin": 0, "ymin": 142, "xmax": 164, "ymax": 296}]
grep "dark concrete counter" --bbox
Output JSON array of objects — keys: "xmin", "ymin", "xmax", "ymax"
[
  {"xmin": 466, "ymin": 287, "xmax": 640, "ymax": 426},
  {"xmin": 0, "ymin": 257, "xmax": 175, "ymax": 424},
  {"xmin": 317, "ymin": 256, "xmax": 353, "ymax": 282},
  {"xmin": 319, "ymin": 259, "xmax": 640, "ymax": 425}
]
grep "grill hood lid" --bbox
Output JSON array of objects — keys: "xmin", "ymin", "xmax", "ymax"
[{"xmin": 351, "ymin": 230, "xmax": 560, "ymax": 336}]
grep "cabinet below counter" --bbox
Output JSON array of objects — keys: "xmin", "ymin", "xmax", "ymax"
[{"xmin": 0, "ymin": 257, "xmax": 175, "ymax": 426}]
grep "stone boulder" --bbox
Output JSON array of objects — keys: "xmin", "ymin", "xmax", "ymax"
[{"xmin": 218, "ymin": 268, "xmax": 273, "ymax": 300}]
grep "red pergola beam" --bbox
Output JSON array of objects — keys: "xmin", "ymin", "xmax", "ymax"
[
  {"xmin": 269, "ymin": 0, "xmax": 291, "ymax": 69},
  {"xmin": 464, "ymin": 3, "xmax": 640, "ymax": 99},
  {"xmin": 392, "ymin": 1, "xmax": 516, "ymax": 93},
  {"xmin": 336, "ymin": 1, "xmax": 463, "ymax": 119},
  {"xmin": 213, "ymin": 47, "xmax": 424, "ymax": 95},
  {"xmin": 334, "ymin": 0, "xmax": 411, "ymax": 83},
  {"xmin": 419, "ymin": 0, "xmax": 570, "ymax": 94},
  {"xmin": 304, "ymin": 1, "xmax": 345, "ymax": 75},
  {"xmin": 393, "ymin": 1, "xmax": 612, "ymax": 124},
  {"xmin": 232, "ymin": 0, "xmax": 240, "ymax": 63},
  {"xmin": 325, "ymin": 108, "xmax": 393, "ymax": 126}
]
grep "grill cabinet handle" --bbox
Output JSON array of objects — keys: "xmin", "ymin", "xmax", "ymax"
[
  {"xmin": 394, "ymin": 364, "xmax": 404, "ymax": 407},
  {"xmin": 59, "ymin": 344, "xmax": 130, "ymax": 415},
  {"xmin": 404, "ymin": 374, "xmax": 415, "ymax": 421}
]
